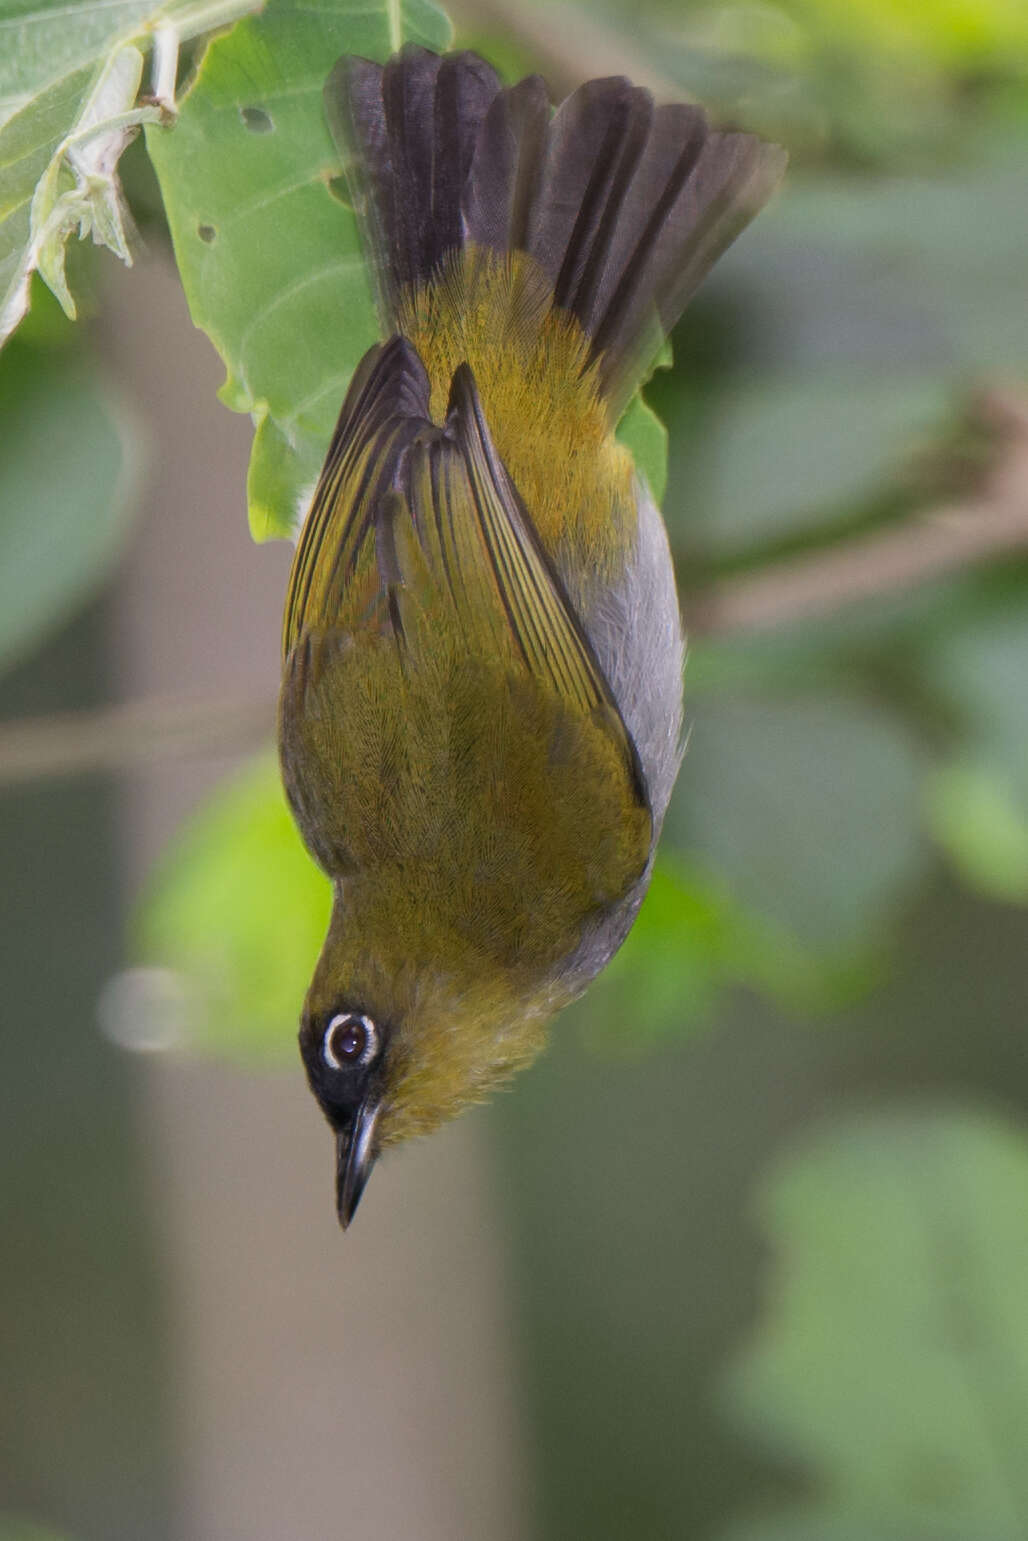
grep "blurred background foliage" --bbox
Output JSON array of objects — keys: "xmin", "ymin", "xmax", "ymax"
[
  {"xmin": 132, "ymin": 0, "xmax": 1028, "ymax": 1047},
  {"xmin": 1, "ymin": 0, "xmax": 1028, "ymax": 1537}
]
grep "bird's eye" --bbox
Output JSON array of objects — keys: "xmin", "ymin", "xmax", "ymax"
[{"xmin": 322, "ymin": 1012, "xmax": 377, "ymax": 1071}]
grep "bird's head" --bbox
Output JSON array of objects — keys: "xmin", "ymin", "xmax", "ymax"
[{"xmin": 298, "ymin": 887, "xmax": 558, "ymax": 1226}]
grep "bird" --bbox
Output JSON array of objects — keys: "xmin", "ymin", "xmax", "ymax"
[{"xmin": 278, "ymin": 44, "xmax": 786, "ymax": 1226}]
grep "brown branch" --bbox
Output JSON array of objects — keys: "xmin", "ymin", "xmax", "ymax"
[
  {"xmin": 0, "ymin": 693, "xmax": 274, "ymax": 787},
  {"xmin": 689, "ymin": 387, "xmax": 1028, "ymax": 635},
  {"xmin": 1, "ymin": 391, "xmax": 1026, "ymax": 788}
]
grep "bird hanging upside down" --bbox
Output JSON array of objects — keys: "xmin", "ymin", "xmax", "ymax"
[{"xmin": 278, "ymin": 45, "xmax": 786, "ymax": 1226}]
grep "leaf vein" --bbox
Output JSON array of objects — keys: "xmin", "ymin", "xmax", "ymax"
[
  {"xmin": 0, "ymin": 0, "xmax": 147, "ymax": 29},
  {"xmin": 238, "ymin": 254, "xmax": 364, "ymax": 372},
  {"xmin": 283, "ymin": 367, "xmax": 356, "ymax": 428}
]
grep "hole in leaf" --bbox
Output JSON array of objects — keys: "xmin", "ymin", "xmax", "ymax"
[
  {"xmin": 325, "ymin": 174, "xmax": 352, "ymax": 210},
  {"xmin": 241, "ymin": 106, "xmax": 274, "ymax": 133},
  {"xmin": 197, "ymin": 224, "xmax": 216, "ymax": 244}
]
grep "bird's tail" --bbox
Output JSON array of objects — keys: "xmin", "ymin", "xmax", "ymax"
[{"xmin": 326, "ymin": 46, "xmax": 785, "ymax": 419}]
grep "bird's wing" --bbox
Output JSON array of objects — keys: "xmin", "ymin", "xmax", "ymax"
[
  {"xmin": 284, "ymin": 337, "xmax": 647, "ymax": 806},
  {"xmin": 283, "ymin": 337, "xmax": 432, "ymax": 656}
]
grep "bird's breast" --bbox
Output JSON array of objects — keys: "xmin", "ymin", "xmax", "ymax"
[{"xmin": 279, "ymin": 626, "xmax": 651, "ymax": 977}]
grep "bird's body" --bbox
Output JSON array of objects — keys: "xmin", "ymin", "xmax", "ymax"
[{"xmin": 278, "ymin": 47, "xmax": 785, "ymax": 1222}]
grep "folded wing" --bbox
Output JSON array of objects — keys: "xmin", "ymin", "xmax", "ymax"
[{"xmin": 283, "ymin": 337, "xmax": 647, "ymax": 809}]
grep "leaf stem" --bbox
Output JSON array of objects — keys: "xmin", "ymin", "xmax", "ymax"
[{"xmin": 388, "ymin": 0, "xmax": 402, "ymax": 54}]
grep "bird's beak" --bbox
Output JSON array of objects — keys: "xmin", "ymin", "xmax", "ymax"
[{"xmin": 336, "ymin": 1096, "xmax": 380, "ymax": 1229}]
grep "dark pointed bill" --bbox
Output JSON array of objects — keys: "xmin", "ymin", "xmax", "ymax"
[{"xmin": 336, "ymin": 1096, "xmax": 380, "ymax": 1228}]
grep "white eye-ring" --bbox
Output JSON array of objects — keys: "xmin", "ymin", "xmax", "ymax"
[{"xmin": 322, "ymin": 1012, "xmax": 377, "ymax": 1071}]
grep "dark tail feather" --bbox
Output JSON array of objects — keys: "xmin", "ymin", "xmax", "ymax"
[
  {"xmin": 326, "ymin": 48, "xmax": 501, "ymax": 321},
  {"xmin": 328, "ymin": 47, "xmax": 786, "ymax": 415},
  {"xmin": 461, "ymin": 74, "xmax": 551, "ymax": 254},
  {"xmin": 466, "ymin": 76, "xmax": 787, "ymax": 412},
  {"xmin": 585, "ymin": 102, "xmax": 787, "ymax": 410}
]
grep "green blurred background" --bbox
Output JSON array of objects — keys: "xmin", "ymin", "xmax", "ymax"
[{"xmin": 2, "ymin": 0, "xmax": 1028, "ymax": 1537}]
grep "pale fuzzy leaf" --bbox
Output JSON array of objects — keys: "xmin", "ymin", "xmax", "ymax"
[
  {"xmin": 0, "ymin": 0, "xmax": 155, "ymax": 129},
  {"xmin": 0, "ymin": 0, "xmax": 261, "ymax": 130},
  {"xmin": 0, "ymin": 67, "xmax": 91, "ymax": 341},
  {"xmin": 0, "ymin": 0, "xmax": 261, "ymax": 343},
  {"xmin": 27, "ymin": 46, "xmax": 148, "ymax": 319}
]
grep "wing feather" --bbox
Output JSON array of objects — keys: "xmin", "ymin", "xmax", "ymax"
[{"xmin": 283, "ymin": 345, "xmax": 647, "ymax": 805}]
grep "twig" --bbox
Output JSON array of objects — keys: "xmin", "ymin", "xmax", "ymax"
[
  {"xmin": 689, "ymin": 388, "xmax": 1028, "ymax": 634},
  {"xmin": 0, "ymin": 693, "xmax": 274, "ymax": 787}
]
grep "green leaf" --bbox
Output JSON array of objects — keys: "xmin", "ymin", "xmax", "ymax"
[
  {"xmin": 136, "ymin": 752, "xmax": 330, "ymax": 1062},
  {"xmin": 574, "ymin": 0, "xmax": 1028, "ymax": 164},
  {"xmin": 914, "ymin": 598, "xmax": 1028, "ymax": 902},
  {"xmin": 780, "ymin": 0, "xmax": 1028, "ymax": 70},
  {"xmin": 145, "ymin": 0, "xmax": 452, "ymax": 542},
  {"xmin": 617, "ymin": 391, "xmax": 668, "ymax": 506},
  {"xmin": 926, "ymin": 763, "xmax": 1028, "ymax": 903},
  {"xmin": 0, "ymin": 327, "xmax": 141, "ymax": 672},
  {"xmin": 586, "ymin": 855, "xmax": 876, "ymax": 1055},
  {"xmin": 665, "ymin": 688, "xmax": 926, "ymax": 951},
  {"xmin": 719, "ymin": 1107, "xmax": 1028, "ymax": 1541}
]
